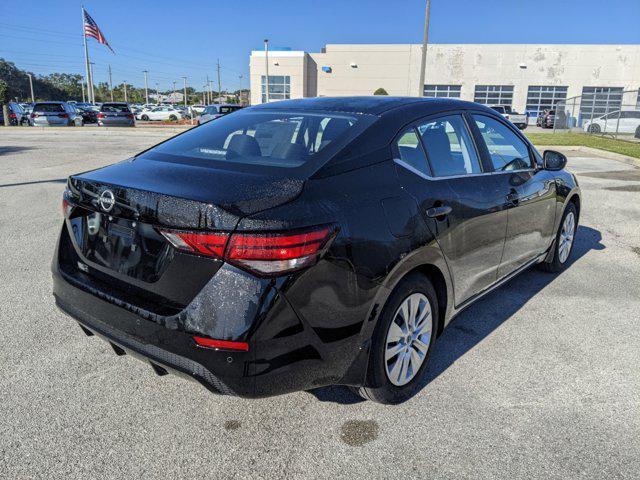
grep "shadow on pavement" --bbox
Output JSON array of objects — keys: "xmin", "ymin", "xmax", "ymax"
[
  {"xmin": 0, "ymin": 146, "xmax": 35, "ymax": 156},
  {"xmin": 308, "ymin": 225, "xmax": 604, "ymax": 405}
]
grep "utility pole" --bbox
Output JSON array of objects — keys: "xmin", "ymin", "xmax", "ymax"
[
  {"xmin": 172, "ymin": 80, "xmax": 177, "ymax": 104},
  {"xmin": 238, "ymin": 75, "xmax": 243, "ymax": 105},
  {"xmin": 26, "ymin": 73, "xmax": 35, "ymax": 103},
  {"xmin": 206, "ymin": 75, "xmax": 210, "ymax": 104},
  {"xmin": 202, "ymin": 87, "xmax": 206, "ymax": 105},
  {"xmin": 417, "ymin": 0, "xmax": 431, "ymax": 97},
  {"xmin": 264, "ymin": 39, "xmax": 270, "ymax": 103},
  {"xmin": 123, "ymin": 81, "xmax": 128, "ymax": 103},
  {"xmin": 217, "ymin": 59, "xmax": 222, "ymax": 105},
  {"xmin": 156, "ymin": 83, "xmax": 160, "ymax": 104},
  {"xmin": 143, "ymin": 70, "xmax": 149, "ymax": 105},
  {"xmin": 182, "ymin": 76, "xmax": 187, "ymax": 107},
  {"xmin": 108, "ymin": 64, "xmax": 114, "ymax": 101}
]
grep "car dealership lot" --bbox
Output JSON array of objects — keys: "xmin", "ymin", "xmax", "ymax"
[{"xmin": 1, "ymin": 129, "xmax": 639, "ymax": 479}]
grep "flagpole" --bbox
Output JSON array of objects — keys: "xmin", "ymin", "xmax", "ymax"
[{"xmin": 82, "ymin": 6, "xmax": 93, "ymax": 103}]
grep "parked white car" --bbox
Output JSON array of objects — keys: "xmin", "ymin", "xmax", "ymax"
[
  {"xmin": 197, "ymin": 104, "xmax": 243, "ymax": 125},
  {"xmin": 136, "ymin": 106, "xmax": 184, "ymax": 121},
  {"xmin": 583, "ymin": 110, "xmax": 640, "ymax": 137},
  {"xmin": 490, "ymin": 105, "xmax": 528, "ymax": 130},
  {"xmin": 191, "ymin": 104, "xmax": 206, "ymax": 115}
]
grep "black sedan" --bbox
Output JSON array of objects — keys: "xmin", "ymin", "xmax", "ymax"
[{"xmin": 53, "ymin": 97, "xmax": 580, "ymax": 404}]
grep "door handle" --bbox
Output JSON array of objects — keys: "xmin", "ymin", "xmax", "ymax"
[{"xmin": 426, "ymin": 205, "xmax": 452, "ymax": 219}]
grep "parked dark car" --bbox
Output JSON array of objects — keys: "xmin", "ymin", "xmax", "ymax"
[
  {"xmin": 53, "ymin": 97, "xmax": 581, "ymax": 404},
  {"xmin": 536, "ymin": 109, "xmax": 555, "ymax": 128},
  {"xmin": 97, "ymin": 102, "xmax": 135, "ymax": 127},
  {"xmin": 0, "ymin": 102, "xmax": 28, "ymax": 126},
  {"xmin": 76, "ymin": 106, "xmax": 98, "ymax": 124}
]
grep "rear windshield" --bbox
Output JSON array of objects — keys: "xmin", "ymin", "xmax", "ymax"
[
  {"xmin": 34, "ymin": 103, "xmax": 64, "ymax": 113},
  {"xmin": 101, "ymin": 103, "xmax": 131, "ymax": 113},
  {"xmin": 147, "ymin": 110, "xmax": 360, "ymax": 169}
]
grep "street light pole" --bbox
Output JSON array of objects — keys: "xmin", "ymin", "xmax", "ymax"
[
  {"xmin": 172, "ymin": 80, "xmax": 177, "ymax": 105},
  {"xmin": 264, "ymin": 39, "xmax": 270, "ymax": 103},
  {"xmin": 417, "ymin": 0, "xmax": 431, "ymax": 97},
  {"xmin": 142, "ymin": 70, "xmax": 149, "ymax": 105},
  {"xmin": 238, "ymin": 75, "xmax": 243, "ymax": 105},
  {"xmin": 217, "ymin": 59, "xmax": 222, "ymax": 105},
  {"xmin": 156, "ymin": 83, "xmax": 160, "ymax": 104},
  {"xmin": 182, "ymin": 76, "xmax": 187, "ymax": 107},
  {"xmin": 26, "ymin": 73, "xmax": 35, "ymax": 103},
  {"xmin": 108, "ymin": 64, "xmax": 114, "ymax": 101}
]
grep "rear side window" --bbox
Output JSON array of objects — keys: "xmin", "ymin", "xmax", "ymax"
[
  {"xmin": 101, "ymin": 104, "xmax": 131, "ymax": 113},
  {"xmin": 417, "ymin": 115, "xmax": 481, "ymax": 177},
  {"xmin": 150, "ymin": 110, "xmax": 359, "ymax": 168},
  {"xmin": 219, "ymin": 106, "xmax": 241, "ymax": 114},
  {"xmin": 395, "ymin": 129, "xmax": 429, "ymax": 176},
  {"xmin": 34, "ymin": 103, "xmax": 64, "ymax": 113},
  {"xmin": 473, "ymin": 115, "xmax": 532, "ymax": 171}
]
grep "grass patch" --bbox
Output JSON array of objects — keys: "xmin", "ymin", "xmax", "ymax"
[{"xmin": 525, "ymin": 132, "xmax": 640, "ymax": 159}]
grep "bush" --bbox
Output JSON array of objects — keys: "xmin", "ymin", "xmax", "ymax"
[{"xmin": 373, "ymin": 88, "xmax": 388, "ymax": 95}]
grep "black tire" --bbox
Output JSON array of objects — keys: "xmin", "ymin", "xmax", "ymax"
[
  {"xmin": 169, "ymin": 115, "xmax": 177, "ymax": 121},
  {"xmin": 635, "ymin": 125, "xmax": 640, "ymax": 139},
  {"xmin": 141, "ymin": 115, "xmax": 149, "ymax": 121},
  {"xmin": 352, "ymin": 273, "xmax": 438, "ymax": 404},
  {"xmin": 540, "ymin": 202, "xmax": 578, "ymax": 273},
  {"xmin": 588, "ymin": 123, "xmax": 601, "ymax": 134}
]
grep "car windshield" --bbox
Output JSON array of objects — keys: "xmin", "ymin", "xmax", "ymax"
[
  {"xmin": 34, "ymin": 103, "xmax": 64, "ymax": 113},
  {"xmin": 101, "ymin": 103, "xmax": 131, "ymax": 113},
  {"xmin": 146, "ymin": 110, "xmax": 361, "ymax": 169}
]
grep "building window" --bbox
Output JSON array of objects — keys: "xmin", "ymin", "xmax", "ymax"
[
  {"xmin": 261, "ymin": 75, "xmax": 290, "ymax": 103},
  {"xmin": 526, "ymin": 86, "xmax": 568, "ymax": 117},
  {"xmin": 474, "ymin": 85, "xmax": 514, "ymax": 106},
  {"xmin": 423, "ymin": 85, "xmax": 461, "ymax": 98},
  {"xmin": 579, "ymin": 87, "xmax": 623, "ymax": 120}
]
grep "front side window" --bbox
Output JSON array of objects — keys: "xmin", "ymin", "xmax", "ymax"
[
  {"xmin": 395, "ymin": 128, "xmax": 429, "ymax": 176},
  {"xmin": 417, "ymin": 115, "xmax": 481, "ymax": 177},
  {"xmin": 148, "ymin": 110, "xmax": 359, "ymax": 169},
  {"xmin": 473, "ymin": 115, "xmax": 532, "ymax": 171}
]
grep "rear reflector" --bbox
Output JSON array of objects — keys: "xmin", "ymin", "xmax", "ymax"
[
  {"xmin": 193, "ymin": 336, "xmax": 249, "ymax": 351},
  {"xmin": 160, "ymin": 225, "xmax": 334, "ymax": 276}
]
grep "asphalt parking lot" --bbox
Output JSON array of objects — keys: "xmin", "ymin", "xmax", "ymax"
[{"xmin": 1, "ymin": 129, "xmax": 639, "ymax": 479}]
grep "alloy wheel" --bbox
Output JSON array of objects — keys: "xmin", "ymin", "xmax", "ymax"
[
  {"xmin": 384, "ymin": 293, "xmax": 433, "ymax": 386},
  {"xmin": 558, "ymin": 211, "xmax": 575, "ymax": 263}
]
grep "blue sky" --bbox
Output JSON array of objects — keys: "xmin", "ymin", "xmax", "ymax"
[{"xmin": 2, "ymin": 0, "xmax": 639, "ymax": 91}]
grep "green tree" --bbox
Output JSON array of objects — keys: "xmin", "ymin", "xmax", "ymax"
[
  {"xmin": 373, "ymin": 87, "xmax": 388, "ymax": 95},
  {"xmin": 40, "ymin": 73, "xmax": 83, "ymax": 100}
]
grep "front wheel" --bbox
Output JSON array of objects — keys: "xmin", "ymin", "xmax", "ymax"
[
  {"xmin": 635, "ymin": 125, "xmax": 640, "ymax": 139},
  {"xmin": 141, "ymin": 115, "xmax": 149, "ymax": 121},
  {"xmin": 352, "ymin": 273, "xmax": 438, "ymax": 404},
  {"xmin": 169, "ymin": 115, "xmax": 177, "ymax": 121},
  {"xmin": 588, "ymin": 123, "xmax": 601, "ymax": 134},
  {"xmin": 540, "ymin": 202, "xmax": 578, "ymax": 272}
]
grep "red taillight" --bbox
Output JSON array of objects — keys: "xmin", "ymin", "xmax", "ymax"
[
  {"xmin": 126, "ymin": 113, "xmax": 134, "ymax": 119},
  {"xmin": 193, "ymin": 336, "xmax": 249, "ymax": 351},
  {"xmin": 59, "ymin": 113, "xmax": 69, "ymax": 118},
  {"xmin": 30, "ymin": 113, "xmax": 37, "ymax": 118},
  {"xmin": 160, "ymin": 226, "xmax": 334, "ymax": 275},
  {"xmin": 97, "ymin": 113, "xmax": 106, "ymax": 118},
  {"xmin": 62, "ymin": 197, "xmax": 73, "ymax": 217},
  {"xmin": 9, "ymin": 113, "xmax": 16, "ymax": 118}
]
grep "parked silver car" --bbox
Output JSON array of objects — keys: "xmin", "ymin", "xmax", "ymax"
[
  {"xmin": 97, "ymin": 102, "xmax": 135, "ymax": 127},
  {"xmin": 197, "ymin": 104, "xmax": 243, "ymax": 125},
  {"xmin": 30, "ymin": 102, "xmax": 84, "ymax": 127}
]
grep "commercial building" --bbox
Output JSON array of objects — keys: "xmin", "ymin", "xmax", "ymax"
[{"xmin": 249, "ymin": 43, "xmax": 640, "ymax": 122}]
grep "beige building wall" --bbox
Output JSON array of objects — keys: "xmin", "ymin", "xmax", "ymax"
[{"xmin": 249, "ymin": 43, "xmax": 640, "ymax": 112}]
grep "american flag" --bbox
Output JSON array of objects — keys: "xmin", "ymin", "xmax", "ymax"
[{"xmin": 83, "ymin": 8, "xmax": 114, "ymax": 53}]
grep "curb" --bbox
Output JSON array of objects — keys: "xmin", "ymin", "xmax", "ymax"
[{"xmin": 537, "ymin": 145, "xmax": 640, "ymax": 169}]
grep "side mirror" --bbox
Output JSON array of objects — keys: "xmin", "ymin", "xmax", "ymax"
[{"xmin": 543, "ymin": 150, "xmax": 567, "ymax": 171}]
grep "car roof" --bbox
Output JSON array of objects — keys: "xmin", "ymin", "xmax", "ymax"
[
  {"xmin": 34, "ymin": 101, "xmax": 65, "ymax": 105},
  {"xmin": 250, "ymin": 96, "xmax": 482, "ymax": 116}
]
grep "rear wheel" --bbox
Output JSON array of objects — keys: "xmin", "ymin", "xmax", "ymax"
[
  {"xmin": 588, "ymin": 123, "xmax": 601, "ymax": 134},
  {"xmin": 169, "ymin": 114, "xmax": 177, "ymax": 121},
  {"xmin": 635, "ymin": 125, "xmax": 640, "ymax": 139},
  {"xmin": 541, "ymin": 202, "xmax": 578, "ymax": 272},
  {"xmin": 352, "ymin": 273, "xmax": 438, "ymax": 404},
  {"xmin": 141, "ymin": 114, "xmax": 149, "ymax": 121}
]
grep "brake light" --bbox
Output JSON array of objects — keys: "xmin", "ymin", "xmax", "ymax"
[
  {"xmin": 59, "ymin": 113, "xmax": 69, "ymax": 118},
  {"xmin": 160, "ymin": 225, "xmax": 335, "ymax": 275},
  {"xmin": 97, "ymin": 113, "xmax": 106, "ymax": 119},
  {"xmin": 126, "ymin": 113, "xmax": 134, "ymax": 119},
  {"xmin": 62, "ymin": 197, "xmax": 73, "ymax": 217},
  {"xmin": 193, "ymin": 336, "xmax": 249, "ymax": 351},
  {"xmin": 9, "ymin": 113, "xmax": 16, "ymax": 118}
]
